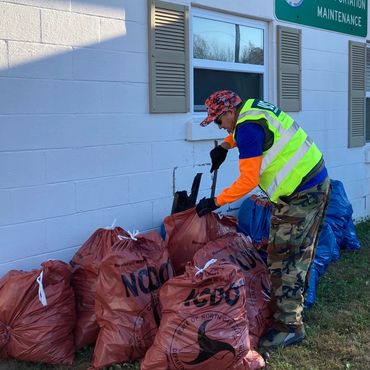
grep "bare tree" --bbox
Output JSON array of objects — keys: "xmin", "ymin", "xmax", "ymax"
[{"xmin": 240, "ymin": 42, "xmax": 263, "ymax": 65}]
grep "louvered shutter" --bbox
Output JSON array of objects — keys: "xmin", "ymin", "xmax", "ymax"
[
  {"xmin": 366, "ymin": 47, "xmax": 370, "ymax": 91},
  {"xmin": 366, "ymin": 46, "xmax": 370, "ymax": 142},
  {"xmin": 348, "ymin": 41, "xmax": 366, "ymax": 148},
  {"xmin": 277, "ymin": 25, "xmax": 301, "ymax": 112},
  {"xmin": 366, "ymin": 98, "xmax": 370, "ymax": 142},
  {"xmin": 148, "ymin": 0, "xmax": 189, "ymax": 113}
]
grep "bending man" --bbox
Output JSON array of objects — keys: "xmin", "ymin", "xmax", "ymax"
[{"xmin": 196, "ymin": 90, "xmax": 330, "ymax": 349}]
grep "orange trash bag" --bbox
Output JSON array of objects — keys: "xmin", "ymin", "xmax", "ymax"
[
  {"xmin": 141, "ymin": 260, "xmax": 265, "ymax": 370},
  {"xmin": 164, "ymin": 208, "xmax": 237, "ymax": 275},
  {"xmin": 0, "ymin": 260, "xmax": 75, "ymax": 365},
  {"xmin": 193, "ymin": 233, "xmax": 272, "ymax": 348},
  {"xmin": 71, "ymin": 226, "xmax": 125, "ymax": 349},
  {"xmin": 92, "ymin": 231, "xmax": 174, "ymax": 369}
]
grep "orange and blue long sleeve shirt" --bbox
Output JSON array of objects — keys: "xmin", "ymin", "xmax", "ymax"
[{"xmin": 216, "ymin": 123, "xmax": 327, "ymax": 206}]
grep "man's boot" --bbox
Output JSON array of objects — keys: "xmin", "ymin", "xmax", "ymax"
[{"xmin": 258, "ymin": 325, "xmax": 305, "ymax": 349}]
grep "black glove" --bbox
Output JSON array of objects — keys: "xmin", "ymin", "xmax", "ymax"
[
  {"xmin": 196, "ymin": 197, "xmax": 219, "ymax": 217},
  {"xmin": 210, "ymin": 145, "xmax": 228, "ymax": 173}
]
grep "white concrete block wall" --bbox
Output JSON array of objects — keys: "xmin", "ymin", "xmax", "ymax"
[
  {"xmin": 290, "ymin": 26, "xmax": 370, "ymax": 223},
  {"xmin": 0, "ymin": 0, "xmax": 369, "ymax": 276},
  {"xmin": 0, "ymin": 0, "xmax": 182, "ymax": 276}
]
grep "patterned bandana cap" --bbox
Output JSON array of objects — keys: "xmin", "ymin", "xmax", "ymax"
[{"xmin": 200, "ymin": 90, "xmax": 242, "ymax": 127}]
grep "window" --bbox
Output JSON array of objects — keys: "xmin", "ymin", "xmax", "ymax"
[
  {"xmin": 366, "ymin": 45, "xmax": 370, "ymax": 142},
  {"xmin": 191, "ymin": 11, "xmax": 267, "ymax": 112}
]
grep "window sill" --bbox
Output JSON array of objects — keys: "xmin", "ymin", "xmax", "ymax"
[{"xmin": 186, "ymin": 118, "xmax": 226, "ymax": 141}]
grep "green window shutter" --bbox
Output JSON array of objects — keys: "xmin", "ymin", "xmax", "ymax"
[
  {"xmin": 348, "ymin": 41, "xmax": 366, "ymax": 148},
  {"xmin": 148, "ymin": 0, "xmax": 189, "ymax": 113},
  {"xmin": 277, "ymin": 25, "xmax": 301, "ymax": 112}
]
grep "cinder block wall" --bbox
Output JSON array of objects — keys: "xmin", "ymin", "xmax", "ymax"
[
  {"xmin": 0, "ymin": 0, "xmax": 369, "ymax": 276},
  {"xmin": 0, "ymin": 0, "xmax": 194, "ymax": 275},
  {"xmin": 295, "ymin": 27, "xmax": 370, "ymax": 218}
]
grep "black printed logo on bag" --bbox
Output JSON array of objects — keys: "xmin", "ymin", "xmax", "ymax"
[
  {"xmin": 121, "ymin": 259, "xmax": 172, "ymax": 297},
  {"xmin": 170, "ymin": 312, "xmax": 246, "ymax": 369},
  {"xmin": 183, "ymin": 280, "xmax": 244, "ymax": 308}
]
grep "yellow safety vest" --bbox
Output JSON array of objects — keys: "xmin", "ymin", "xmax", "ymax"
[{"xmin": 233, "ymin": 99, "xmax": 323, "ymax": 202}]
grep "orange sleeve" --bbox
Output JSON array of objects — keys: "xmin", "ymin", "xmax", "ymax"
[
  {"xmin": 223, "ymin": 134, "xmax": 237, "ymax": 149},
  {"xmin": 216, "ymin": 156, "xmax": 262, "ymax": 206}
]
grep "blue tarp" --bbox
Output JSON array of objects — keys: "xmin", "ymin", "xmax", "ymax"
[
  {"xmin": 237, "ymin": 194, "xmax": 272, "ymax": 247},
  {"xmin": 304, "ymin": 223, "xmax": 338, "ymax": 308},
  {"xmin": 237, "ymin": 179, "xmax": 361, "ymax": 308},
  {"xmin": 324, "ymin": 180, "xmax": 359, "ymax": 250}
]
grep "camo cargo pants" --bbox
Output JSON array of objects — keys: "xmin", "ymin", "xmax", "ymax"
[{"xmin": 267, "ymin": 177, "xmax": 330, "ymax": 329}]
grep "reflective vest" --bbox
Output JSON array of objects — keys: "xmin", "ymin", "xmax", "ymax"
[{"xmin": 233, "ymin": 99, "xmax": 323, "ymax": 202}]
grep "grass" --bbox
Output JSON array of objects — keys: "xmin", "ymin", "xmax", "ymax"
[
  {"xmin": 0, "ymin": 219, "xmax": 369, "ymax": 370},
  {"xmin": 266, "ymin": 218, "xmax": 370, "ymax": 370}
]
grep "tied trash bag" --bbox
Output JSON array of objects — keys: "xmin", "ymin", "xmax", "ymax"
[
  {"xmin": 141, "ymin": 260, "xmax": 265, "ymax": 370},
  {"xmin": 0, "ymin": 261, "xmax": 75, "ymax": 364},
  {"xmin": 92, "ymin": 231, "xmax": 173, "ymax": 369},
  {"xmin": 164, "ymin": 208, "xmax": 237, "ymax": 275},
  {"xmin": 193, "ymin": 233, "xmax": 272, "ymax": 348},
  {"xmin": 71, "ymin": 226, "xmax": 125, "ymax": 349},
  {"xmin": 238, "ymin": 194, "xmax": 272, "ymax": 252}
]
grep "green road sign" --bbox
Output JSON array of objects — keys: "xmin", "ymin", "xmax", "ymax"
[{"xmin": 275, "ymin": 0, "xmax": 368, "ymax": 37}]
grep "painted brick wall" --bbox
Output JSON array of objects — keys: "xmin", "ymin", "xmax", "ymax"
[
  {"xmin": 0, "ymin": 0, "xmax": 187, "ymax": 275},
  {"xmin": 0, "ymin": 0, "xmax": 369, "ymax": 276}
]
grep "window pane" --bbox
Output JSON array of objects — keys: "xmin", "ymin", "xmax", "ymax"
[
  {"xmin": 194, "ymin": 68, "xmax": 263, "ymax": 111},
  {"xmin": 193, "ymin": 17, "xmax": 235, "ymax": 62},
  {"xmin": 193, "ymin": 17, "xmax": 264, "ymax": 65},
  {"xmin": 239, "ymin": 26, "xmax": 264, "ymax": 65}
]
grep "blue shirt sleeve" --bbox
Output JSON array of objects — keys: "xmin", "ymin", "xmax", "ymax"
[{"xmin": 235, "ymin": 123, "xmax": 265, "ymax": 159}]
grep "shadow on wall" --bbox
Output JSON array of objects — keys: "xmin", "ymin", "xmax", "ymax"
[
  {"xmin": 0, "ymin": 5, "xmax": 148, "ymax": 114},
  {"xmin": 0, "ymin": 0, "xmax": 171, "ymax": 275}
]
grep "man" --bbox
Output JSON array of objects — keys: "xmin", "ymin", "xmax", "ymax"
[{"xmin": 196, "ymin": 90, "xmax": 330, "ymax": 349}]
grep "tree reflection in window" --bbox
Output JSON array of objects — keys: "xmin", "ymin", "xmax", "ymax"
[{"xmin": 193, "ymin": 17, "xmax": 264, "ymax": 65}]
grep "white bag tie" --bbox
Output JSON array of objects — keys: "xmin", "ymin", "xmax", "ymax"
[
  {"xmin": 118, "ymin": 229, "xmax": 139, "ymax": 241},
  {"xmin": 36, "ymin": 271, "xmax": 48, "ymax": 307},
  {"xmin": 104, "ymin": 218, "xmax": 117, "ymax": 230},
  {"xmin": 195, "ymin": 258, "xmax": 217, "ymax": 276}
]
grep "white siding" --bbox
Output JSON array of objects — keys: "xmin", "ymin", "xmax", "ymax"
[{"xmin": 0, "ymin": 0, "xmax": 369, "ymax": 276}]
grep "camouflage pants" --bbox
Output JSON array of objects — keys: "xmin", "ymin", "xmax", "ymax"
[{"xmin": 267, "ymin": 177, "xmax": 330, "ymax": 329}]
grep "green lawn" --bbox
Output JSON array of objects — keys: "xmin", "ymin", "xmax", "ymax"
[
  {"xmin": 265, "ymin": 218, "xmax": 370, "ymax": 370},
  {"xmin": 1, "ymin": 219, "xmax": 369, "ymax": 370}
]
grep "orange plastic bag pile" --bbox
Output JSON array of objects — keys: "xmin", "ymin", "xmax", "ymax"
[
  {"xmin": 164, "ymin": 208, "xmax": 237, "ymax": 274},
  {"xmin": 70, "ymin": 226, "xmax": 125, "ymax": 349},
  {"xmin": 141, "ymin": 260, "xmax": 265, "ymax": 370},
  {"xmin": 0, "ymin": 261, "xmax": 75, "ymax": 365},
  {"xmin": 92, "ymin": 231, "xmax": 173, "ymax": 369},
  {"xmin": 193, "ymin": 233, "xmax": 272, "ymax": 347}
]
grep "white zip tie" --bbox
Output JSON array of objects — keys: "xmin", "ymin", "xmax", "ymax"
[
  {"xmin": 195, "ymin": 258, "xmax": 217, "ymax": 276},
  {"xmin": 36, "ymin": 271, "xmax": 48, "ymax": 307},
  {"xmin": 104, "ymin": 218, "xmax": 117, "ymax": 230},
  {"xmin": 118, "ymin": 229, "xmax": 139, "ymax": 241}
]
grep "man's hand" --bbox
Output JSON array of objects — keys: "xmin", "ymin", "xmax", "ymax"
[
  {"xmin": 196, "ymin": 197, "xmax": 219, "ymax": 217},
  {"xmin": 210, "ymin": 145, "xmax": 228, "ymax": 173}
]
